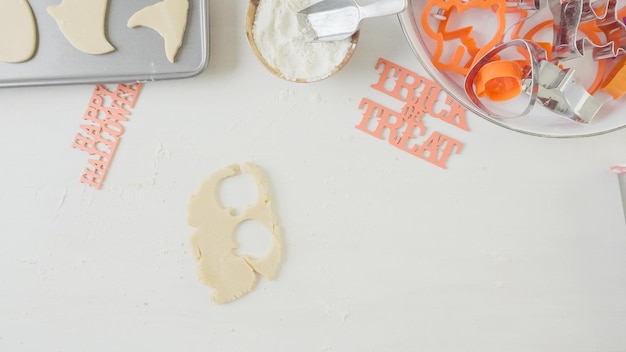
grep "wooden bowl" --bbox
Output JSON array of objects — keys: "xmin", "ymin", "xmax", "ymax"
[{"xmin": 245, "ymin": 0, "xmax": 359, "ymax": 83}]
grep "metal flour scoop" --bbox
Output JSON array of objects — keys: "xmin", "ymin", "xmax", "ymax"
[{"xmin": 299, "ymin": 0, "xmax": 407, "ymax": 42}]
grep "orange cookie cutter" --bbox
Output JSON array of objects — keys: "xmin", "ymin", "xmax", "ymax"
[
  {"xmin": 473, "ymin": 60, "xmax": 525, "ymax": 101},
  {"xmin": 465, "ymin": 40, "xmax": 544, "ymax": 117},
  {"xmin": 422, "ymin": 0, "xmax": 508, "ymax": 75},
  {"xmin": 602, "ymin": 55, "xmax": 626, "ymax": 98}
]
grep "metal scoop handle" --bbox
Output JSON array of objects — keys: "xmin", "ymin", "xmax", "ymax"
[
  {"xmin": 360, "ymin": 0, "xmax": 407, "ymax": 20},
  {"xmin": 300, "ymin": 0, "xmax": 407, "ymax": 42}
]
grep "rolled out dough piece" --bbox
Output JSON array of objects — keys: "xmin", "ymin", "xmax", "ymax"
[
  {"xmin": 188, "ymin": 163, "xmax": 283, "ymax": 304},
  {"xmin": 127, "ymin": 0, "xmax": 189, "ymax": 63},
  {"xmin": 0, "ymin": 0, "xmax": 37, "ymax": 63},
  {"xmin": 47, "ymin": 0, "xmax": 115, "ymax": 55}
]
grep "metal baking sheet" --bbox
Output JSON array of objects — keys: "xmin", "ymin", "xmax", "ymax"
[{"xmin": 0, "ymin": 0, "xmax": 209, "ymax": 87}]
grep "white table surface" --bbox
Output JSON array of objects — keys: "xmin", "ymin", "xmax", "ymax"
[{"xmin": 2, "ymin": 1, "xmax": 626, "ymax": 351}]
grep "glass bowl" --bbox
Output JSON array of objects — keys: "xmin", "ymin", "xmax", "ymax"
[{"xmin": 397, "ymin": 0, "xmax": 626, "ymax": 137}]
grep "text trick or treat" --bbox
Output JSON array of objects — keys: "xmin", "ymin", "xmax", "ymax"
[{"xmin": 356, "ymin": 58, "xmax": 469, "ymax": 169}]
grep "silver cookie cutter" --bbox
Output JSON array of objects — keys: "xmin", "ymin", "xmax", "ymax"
[
  {"xmin": 465, "ymin": 39, "xmax": 603, "ymax": 123},
  {"xmin": 512, "ymin": 0, "xmax": 544, "ymax": 10},
  {"xmin": 532, "ymin": 60, "xmax": 603, "ymax": 122},
  {"xmin": 550, "ymin": 0, "xmax": 626, "ymax": 61},
  {"xmin": 430, "ymin": 0, "xmax": 542, "ymax": 21}
]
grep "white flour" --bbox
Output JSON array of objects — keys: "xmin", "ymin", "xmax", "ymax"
[{"xmin": 252, "ymin": 0, "xmax": 354, "ymax": 82}]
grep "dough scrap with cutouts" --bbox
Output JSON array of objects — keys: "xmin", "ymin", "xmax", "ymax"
[
  {"xmin": 127, "ymin": 0, "xmax": 189, "ymax": 63},
  {"xmin": 188, "ymin": 163, "xmax": 283, "ymax": 304},
  {"xmin": 0, "ymin": 0, "xmax": 37, "ymax": 63},
  {"xmin": 47, "ymin": 0, "xmax": 115, "ymax": 55}
]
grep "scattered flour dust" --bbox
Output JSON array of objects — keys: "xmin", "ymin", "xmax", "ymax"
[{"xmin": 252, "ymin": 0, "xmax": 354, "ymax": 82}]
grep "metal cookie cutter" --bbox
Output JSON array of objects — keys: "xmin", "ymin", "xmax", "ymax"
[
  {"xmin": 550, "ymin": 0, "xmax": 626, "ymax": 61},
  {"xmin": 465, "ymin": 39, "xmax": 603, "ymax": 123},
  {"xmin": 533, "ymin": 60, "xmax": 603, "ymax": 122}
]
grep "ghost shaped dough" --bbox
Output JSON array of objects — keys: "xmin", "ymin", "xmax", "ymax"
[
  {"xmin": 188, "ymin": 163, "xmax": 283, "ymax": 304},
  {"xmin": 127, "ymin": 0, "xmax": 189, "ymax": 63},
  {"xmin": 0, "ymin": 0, "xmax": 37, "ymax": 63},
  {"xmin": 47, "ymin": 0, "xmax": 115, "ymax": 54}
]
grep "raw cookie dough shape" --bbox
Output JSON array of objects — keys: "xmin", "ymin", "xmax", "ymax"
[
  {"xmin": 127, "ymin": 0, "xmax": 189, "ymax": 63},
  {"xmin": 47, "ymin": 0, "xmax": 115, "ymax": 55},
  {"xmin": 188, "ymin": 163, "xmax": 283, "ymax": 304},
  {"xmin": 0, "ymin": 0, "xmax": 37, "ymax": 63}
]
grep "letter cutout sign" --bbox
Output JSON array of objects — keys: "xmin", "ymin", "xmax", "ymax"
[
  {"xmin": 72, "ymin": 83, "xmax": 143, "ymax": 189},
  {"xmin": 356, "ymin": 57, "xmax": 470, "ymax": 169}
]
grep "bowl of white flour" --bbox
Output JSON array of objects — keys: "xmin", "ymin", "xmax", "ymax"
[{"xmin": 246, "ymin": 0, "xmax": 359, "ymax": 83}]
